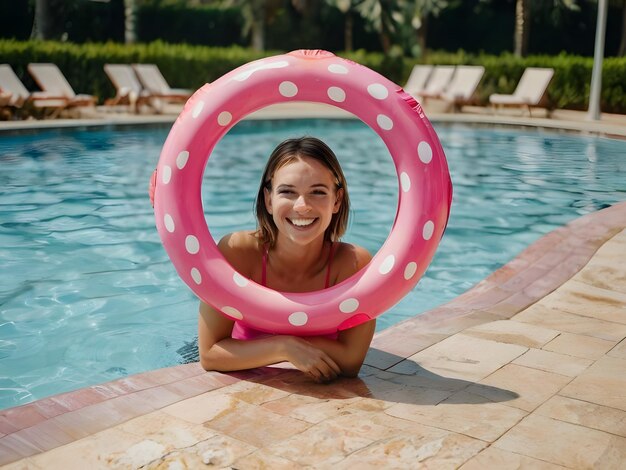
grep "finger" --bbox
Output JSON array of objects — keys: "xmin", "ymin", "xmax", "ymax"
[
  {"xmin": 322, "ymin": 355, "xmax": 341, "ymax": 376},
  {"xmin": 310, "ymin": 363, "xmax": 333, "ymax": 383},
  {"xmin": 308, "ymin": 369, "xmax": 323, "ymax": 383},
  {"xmin": 317, "ymin": 362, "xmax": 338, "ymax": 382}
]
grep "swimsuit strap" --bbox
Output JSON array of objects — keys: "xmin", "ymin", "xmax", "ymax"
[
  {"xmin": 325, "ymin": 241, "xmax": 335, "ymax": 289},
  {"xmin": 262, "ymin": 242, "xmax": 334, "ymax": 289},
  {"xmin": 261, "ymin": 244, "xmax": 268, "ymax": 287}
]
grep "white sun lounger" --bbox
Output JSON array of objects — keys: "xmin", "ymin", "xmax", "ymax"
[{"xmin": 489, "ymin": 67, "xmax": 555, "ymax": 117}]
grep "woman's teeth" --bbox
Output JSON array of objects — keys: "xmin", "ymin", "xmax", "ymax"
[{"xmin": 290, "ymin": 218, "xmax": 316, "ymax": 227}]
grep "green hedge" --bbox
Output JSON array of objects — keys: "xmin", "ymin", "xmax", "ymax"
[{"xmin": 1, "ymin": 40, "xmax": 625, "ymax": 113}]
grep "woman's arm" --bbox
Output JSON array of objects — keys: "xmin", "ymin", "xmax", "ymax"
[
  {"xmin": 198, "ymin": 301, "xmax": 341, "ymax": 382},
  {"xmin": 302, "ymin": 319, "xmax": 376, "ymax": 377},
  {"xmin": 197, "ymin": 236, "xmax": 374, "ymax": 381},
  {"xmin": 297, "ymin": 243, "xmax": 375, "ymax": 377},
  {"xmin": 197, "ymin": 233, "xmax": 341, "ymax": 381}
]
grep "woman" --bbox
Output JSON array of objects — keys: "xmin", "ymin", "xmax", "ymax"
[{"xmin": 198, "ymin": 137, "xmax": 375, "ymax": 382}]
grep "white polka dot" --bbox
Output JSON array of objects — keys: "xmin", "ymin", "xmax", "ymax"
[
  {"xmin": 379, "ymin": 255, "xmax": 395, "ymax": 274},
  {"xmin": 400, "ymin": 172, "xmax": 411, "ymax": 192},
  {"xmin": 327, "ymin": 86, "xmax": 346, "ymax": 102},
  {"xmin": 191, "ymin": 268, "xmax": 202, "ymax": 284},
  {"xmin": 339, "ymin": 298, "xmax": 359, "ymax": 314},
  {"xmin": 368, "ymin": 83, "xmax": 388, "ymax": 99},
  {"xmin": 185, "ymin": 235, "xmax": 200, "ymax": 254},
  {"xmin": 328, "ymin": 64, "xmax": 348, "ymax": 74},
  {"xmin": 164, "ymin": 214, "xmax": 175, "ymax": 233},
  {"xmin": 377, "ymin": 114, "xmax": 393, "ymax": 130},
  {"xmin": 289, "ymin": 311, "xmax": 308, "ymax": 326},
  {"xmin": 279, "ymin": 81, "xmax": 298, "ymax": 98},
  {"xmin": 162, "ymin": 165, "xmax": 172, "ymax": 184},
  {"xmin": 418, "ymin": 141, "xmax": 433, "ymax": 164},
  {"xmin": 176, "ymin": 151, "xmax": 189, "ymax": 169},
  {"xmin": 222, "ymin": 306, "xmax": 243, "ymax": 320},
  {"xmin": 233, "ymin": 272, "xmax": 248, "ymax": 287},
  {"xmin": 192, "ymin": 100, "xmax": 204, "ymax": 118},
  {"xmin": 404, "ymin": 262, "xmax": 418, "ymax": 280},
  {"xmin": 217, "ymin": 111, "xmax": 232, "ymax": 126},
  {"xmin": 423, "ymin": 221, "xmax": 435, "ymax": 240}
]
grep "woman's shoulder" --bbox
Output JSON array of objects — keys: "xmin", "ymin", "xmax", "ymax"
[
  {"xmin": 217, "ymin": 230, "xmax": 263, "ymax": 274},
  {"xmin": 218, "ymin": 230, "xmax": 260, "ymax": 249},
  {"xmin": 333, "ymin": 241, "xmax": 372, "ymax": 282}
]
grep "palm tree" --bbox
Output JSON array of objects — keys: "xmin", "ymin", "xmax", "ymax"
[
  {"xmin": 398, "ymin": 0, "xmax": 449, "ymax": 57},
  {"xmin": 123, "ymin": 0, "xmax": 137, "ymax": 44},
  {"xmin": 31, "ymin": 0, "xmax": 69, "ymax": 40},
  {"xmin": 514, "ymin": 0, "xmax": 530, "ymax": 56},
  {"xmin": 228, "ymin": 0, "xmax": 303, "ymax": 51},
  {"xmin": 326, "ymin": 0, "xmax": 363, "ymax": 51},
  {"xmin": 325, "ymin": 0, "xmax": 357, "ymax": 51},
  {"xmin": 354, "ymin": 0, "xmax": 400, "ymax": 53},
  {"xmin": 514, "ymin": 0, "xmax": 580, "ymax": 57},
  {"xmin": 224, "ymin": 0, "xmax": 266, "ymax": 51}
]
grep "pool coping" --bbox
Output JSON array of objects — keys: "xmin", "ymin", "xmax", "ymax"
[
  {"xmin": 1, "ymin": 103, "xmax": 626, "ymax": 139},
  {"xmin": 1, "ymin": 200, "xmax": 625, "ymax": 465}
]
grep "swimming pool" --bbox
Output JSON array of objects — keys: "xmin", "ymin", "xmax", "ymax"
[{"xmin": 0, "ymin": 119, "xmax": 624, "ymax": 410}]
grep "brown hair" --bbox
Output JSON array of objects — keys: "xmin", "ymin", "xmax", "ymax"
[{"xmin": 255, "ymin": 137, "xmax": 350, "ymax": 247}]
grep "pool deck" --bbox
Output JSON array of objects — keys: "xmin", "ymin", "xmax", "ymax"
[{"xmin": 1, "ymin": 106, "xmax": 626, "ymax": 468}]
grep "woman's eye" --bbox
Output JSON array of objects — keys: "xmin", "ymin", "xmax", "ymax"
[
  {"xmin": 278, "ymin": 189, "xmax": 294, "ymax": 195},
  {"xmin": 312, "ymin": 191, "xmax": 328, "ymax": 196}
]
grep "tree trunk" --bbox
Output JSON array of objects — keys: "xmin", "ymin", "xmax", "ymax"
[
  {"xmin": 345, "ymin": 10, "xmax": 353, "ymax": 52},
  {"xmin": 124, "ymin": 0, "xmax": 137, "ymax": 44},
  {"xmin": 251, "ymin": 21, "xmax": 265, "ymax": 51},
  {"xmin": 250, "ymin": 0, "xmax": 265, "ymax": 51},
  {"xmin": 380, "ymin": 15, "xmax": 391, "ymax": 54},
  {"xmin": 31, "ymin": 0, "xmax": 52, "ymax": 40},
  {"xmin": 380, "ymin": 32, "xmax": 391, "ymax": 54},
  {"xmin": 619, "ymin": 0, "xmax": 626, "ymax": 56},
  {"xmin": 514, "ymin": 0, "xmax": 530, "ymax": 57},
  {"xmin": 417, "ymin": 15, "xmax": 429, "ymax": 58}
]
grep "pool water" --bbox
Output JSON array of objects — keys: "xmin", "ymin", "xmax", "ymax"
[{"xmin": 0, "ymin": 119, "xmax": 624, "ymax": 410}]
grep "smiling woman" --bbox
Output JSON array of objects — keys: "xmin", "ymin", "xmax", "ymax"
[
  {"xmin": 152, "ymin": 49, "xmax": 452, "ymax": 382},
  {"xmin": 197, "ymin": 136, "xmax": 376, "ymax": 382},
  {"xmin": 153, "ymin": 50, "xmax": 452, "ymax": 341}
]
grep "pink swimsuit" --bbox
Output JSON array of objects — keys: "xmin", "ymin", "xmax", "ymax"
[{"xmin": 231, "ymin": 243, "xmax": 338, "ymax": 340}]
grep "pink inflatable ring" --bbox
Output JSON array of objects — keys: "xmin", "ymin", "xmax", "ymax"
[{"xmin": 154, "ymin": 49, "xmax": 452, "ymax": 335}]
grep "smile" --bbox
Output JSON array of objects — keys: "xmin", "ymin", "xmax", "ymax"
[{"xmin": 288, "ymin": 218, "xmax": 317, "ymax": 227}]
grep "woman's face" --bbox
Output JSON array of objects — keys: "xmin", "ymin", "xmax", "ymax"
[{"xmin": 264, "ymin": 156, "xmax": 342, "ymax": 247}]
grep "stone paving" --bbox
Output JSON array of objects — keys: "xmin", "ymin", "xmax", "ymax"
[{"xmin": 1, "ymin": 201, "xmax": 625, "ymax": 468}]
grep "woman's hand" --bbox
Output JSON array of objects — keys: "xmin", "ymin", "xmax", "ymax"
[{"xmin": 283, "ymin": 336, "xmax": 341, "ymax": 383}]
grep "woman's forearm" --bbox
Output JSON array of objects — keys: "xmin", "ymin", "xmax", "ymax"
[
  {"xmin": 303, "ymin": 320, "xmax": 376, "ymax": 377},
  {"xmin": 202, "ymin": 336, "xmax": 364, "ymax": 377},
  {"xmin": 302, "ymin": 337, "xmax": 363, "ymax": 377},
  {"xmin": 200, "ymin": 336, "xmax": 289, "ymax": 372},
  {"xmin": 201, "ymin": 335, "xmax": 342, "ymax": 382}
]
